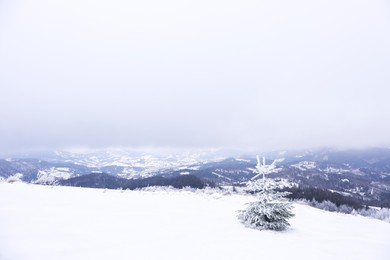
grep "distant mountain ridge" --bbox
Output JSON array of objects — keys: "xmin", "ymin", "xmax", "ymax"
[{"xmin": 1, "ymin": 148, "xmax": 390, "ymax": 205}]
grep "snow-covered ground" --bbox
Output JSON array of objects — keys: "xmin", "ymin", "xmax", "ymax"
[
  {"xmin": 291, "ymin": 161, "xmax": 317, "ymax": 171},
  {"xmin": 0, "ymin": 183, "xmax": 389, "ymax": 260}
]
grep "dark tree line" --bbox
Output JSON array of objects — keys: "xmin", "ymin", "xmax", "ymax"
[
  {"xmin": 281, "ymin": 187, "xmax": 365, "ymax": 210},
  {"xmin": 58, "ymin": 173, "xmax": 214, "ymax": 190}
]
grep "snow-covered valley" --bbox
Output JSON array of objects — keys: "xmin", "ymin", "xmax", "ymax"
[{"xmin": 0, "ymin": 183, "xmax": 389, "ymax": 260}]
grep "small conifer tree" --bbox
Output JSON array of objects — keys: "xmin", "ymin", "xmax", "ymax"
[{"xmin": 238, "ymin": 156, "xmax": 294, "ymax": 231}]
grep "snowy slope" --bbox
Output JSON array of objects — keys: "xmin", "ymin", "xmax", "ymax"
[{"xmin": 0, "ymin": 183, "xmax": 389, "ymax": 260}]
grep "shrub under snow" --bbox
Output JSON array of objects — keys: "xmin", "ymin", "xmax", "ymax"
[
  {"xmin": 7, "ymin": 173, "xmax": 23, "ymax": 183},
  {"xmin": 357, "ymin": 207, "xmax": 390, "ymax": 222}
]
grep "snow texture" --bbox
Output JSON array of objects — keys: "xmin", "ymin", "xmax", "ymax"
[{"xmin": 0, "ymin": 183, "xmax": 390, "ymax": 260}]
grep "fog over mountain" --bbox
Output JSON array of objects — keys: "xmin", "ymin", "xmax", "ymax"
[{"xmin": 1, "ymin": 0, "xmax": 389, "ymax": 153}]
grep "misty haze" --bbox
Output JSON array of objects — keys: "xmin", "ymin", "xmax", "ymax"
[
  {"xmin": 1, "ymin": 0, "xmax": 390, "ymax": 153},
  {"xmin": 1, "ymin": 1, "xmax": 390, "ymax": 260}
]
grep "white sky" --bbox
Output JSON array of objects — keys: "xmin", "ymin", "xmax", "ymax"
[{"xmin": 0, "ymin": 0, "xmax": 389, "ymax": 153}]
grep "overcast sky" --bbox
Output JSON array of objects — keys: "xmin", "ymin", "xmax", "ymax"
[{"xmin": 0, "ymin": 0, "xmax": 389, "ymax": 154}]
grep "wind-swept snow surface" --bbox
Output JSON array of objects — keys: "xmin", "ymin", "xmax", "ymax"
[{"xmin": 0, "ymin": 183, "xmax": 389, "ymax": 260}]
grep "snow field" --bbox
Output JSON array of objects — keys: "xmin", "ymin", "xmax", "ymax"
[{"xmin": 0, "ymin": 183, "xmax": 389, "ymax": 260}]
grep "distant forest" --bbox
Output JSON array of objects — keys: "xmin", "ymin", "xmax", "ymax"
[
  {"xmin": 282, "ymin": 187, "xmax": 390, "ymax": 209},
  {"xmin": 59, "ymin": 173, "xmax": 215, "ymax": 190}
]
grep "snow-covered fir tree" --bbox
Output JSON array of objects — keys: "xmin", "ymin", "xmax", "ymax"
[{"xmin": 238, "ymin": 156, "xmax": 294, "ymax": 231}]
